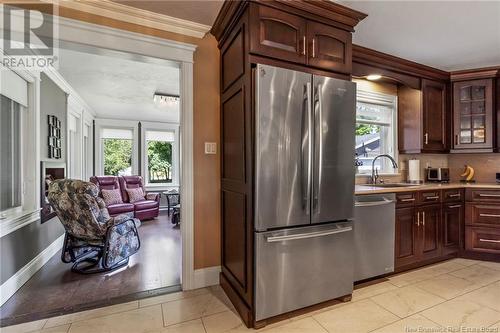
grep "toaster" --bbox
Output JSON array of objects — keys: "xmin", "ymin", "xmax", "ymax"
[{"xmin": 426, "ymin": 168, "xmax": 450, "ymax": 182}]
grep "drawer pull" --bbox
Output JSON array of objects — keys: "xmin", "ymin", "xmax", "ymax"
[
  {"xmin": 449, "ymin": 194, "xmax": 461, "ymax": 198},
  {"xmin": 400, "ymin": 198, "xmax": 415, "ymax": 202},
  {"xmin": 425, "ymin": 196, "xmax": 440, "ymax": 200},
  {"xmin": 479, "ymin": 194, "xmax": 500, "ymax": 198},
  {"xmin": 479, "ymin": 213, "xmax": 500, "ymax": 218},
  {"xmin": 479, "ymin": 238, "xmax": 500, "ymax": 244},
  {"xmin": 448, "ymin": 205, "xmax": 462, "ymax": 209}
]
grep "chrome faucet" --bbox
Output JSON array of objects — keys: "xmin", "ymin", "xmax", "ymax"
[{"xmin": 371, "ymin": 154, "xmax": 398, "ymax": 184}]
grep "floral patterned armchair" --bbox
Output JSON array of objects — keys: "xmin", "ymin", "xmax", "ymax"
[{"xmin": 47, "ymin": 179, "xmax": 141, "ymax": 274}]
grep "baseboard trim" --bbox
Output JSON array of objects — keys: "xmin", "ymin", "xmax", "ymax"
[
  {"xmin": 193, "ymin": 266, "xmax": 221, "ymax": 289},
  {"xmin": 0, "ymin": 234, "xmax": 64, "ymax": 306}
]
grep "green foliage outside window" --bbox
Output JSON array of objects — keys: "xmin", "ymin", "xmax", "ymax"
[
  {"xmin": 147, "ymin": 141, "xmax": 172, "ymax": 183},
  {"xmin": 103, "ymin": 139, "xmax": 132, "ymax": 176},
  {"xmin": 355, "ymin": 123, "xmax": 380, "ymax": 136}
]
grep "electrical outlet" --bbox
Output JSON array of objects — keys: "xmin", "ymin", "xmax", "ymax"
[{"xmin": 204, "ymin": 142, "xmax": 217, "ymax": 155}]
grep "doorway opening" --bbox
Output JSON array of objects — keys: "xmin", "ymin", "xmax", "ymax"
[{"xmin": 0, "ymin": 18, "xmax": 196, "ymax": 326}]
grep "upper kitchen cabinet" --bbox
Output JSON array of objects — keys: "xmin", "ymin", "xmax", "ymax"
[
  {"xmin": 398, "ymin": 79, "xmax": 448, "ymax": 154},
  {"xmin": 241, "ymin": 1, "xmax": 365, "ymax": 75},
  {"xmin": 422, "ymin": 79, "xmax": 447, "ymax": 152},
  {"xmin": 452, "ymin": 79, "xmax": 494, "ymax": 151},
  {"xmin": 450, "ymin": 67, "xmax": 499, "ymax": 152},
  {"xmin": 306, "ymin": 21, "xmax": 352, "ymax": 74},
  {"xmin": 249, "ymin": 5, "xmax": 307, "ymax": 65}
]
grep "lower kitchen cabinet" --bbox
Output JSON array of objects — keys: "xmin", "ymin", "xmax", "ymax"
[
  {"xmin": 464, "ymin": 188, "xmax": 500, "ymax": 257},
  {"xmin": 442, "ymin": 203, "xmax": 463, "ymax": 255},
  {"xmin": 419, "ymin": 204, "xmax": 441, "ymax": 261},
  {"xmin": 395, "ymin": 190, "xmax": 463, "ymax": 271},
  {"xmin": 395, "ymin": 207, "xmax": 419, "ymax": 268}
]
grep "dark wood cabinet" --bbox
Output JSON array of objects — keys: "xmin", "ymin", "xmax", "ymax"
[
  {"xmin": 212, "ymin": 0, "xmax": 366, "ymax": 328},
  {"xmin": 249, "ymin": 4, "xmax": 307, "ymax": 65},
  {"xmin": 248, "ymin": 3, "xmax": 355, "ymax": 74},
  {"xmin": 464, "ymin": 188, "xmax": 500, "ymax": 258},
  {"xmin": 395, "ymin": 207, "xmax": 420, "ymax": 268},
  {"xmin": 306, "ymin": 21, "xmax": 351, "ymax": 74},
  {"xmin": 398, "ymin": 80, "xmax": 448, "ymax": 154},
  {"xmin": 452, "ymin": 79, "xmax": 494, "ymax": 150},
  {"xmin": 395, "ymin": 189, "xmax": 465, "ymax": 270},
  {"xmin": 442, "ymin": 203, "xmax": 463, "ymax": 256},
  {"xmin": 419, "ymin": 204, "xmax": 441, "ymax": 261},
  {"xmin": 422, "ymin": 79, "xmax": 447, "ymax": 152}
]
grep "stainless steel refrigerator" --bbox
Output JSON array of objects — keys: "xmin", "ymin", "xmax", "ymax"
[{"xmin": 254, "ymin": 64, "xmax": 356, "ymax": 321}]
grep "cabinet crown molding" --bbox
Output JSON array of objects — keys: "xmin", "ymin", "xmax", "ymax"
[
  {"xmin": 211, "ymin": 0, "xmax": 367, "ymax": 43},
  {"xmin": 450, "ymin": 66, "xmax": 500, "ymax": 82}
]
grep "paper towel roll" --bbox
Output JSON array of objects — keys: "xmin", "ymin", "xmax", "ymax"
[{"xmin": 408, "ymin": 159, "xmax": 420, "ymax": 183}]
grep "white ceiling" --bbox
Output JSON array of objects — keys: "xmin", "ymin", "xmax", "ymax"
[
  {"xmin": 57, "ymin": 48, "xmax": 180, "ymax": 123},
  {"xmin": 340, "ymin": 1, "xmax": 500, "ymax": 71}
]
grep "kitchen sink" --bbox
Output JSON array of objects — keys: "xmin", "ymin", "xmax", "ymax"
[{"xmin": 366, "ymin": 183, "xmax": 421, "ymax": 188}]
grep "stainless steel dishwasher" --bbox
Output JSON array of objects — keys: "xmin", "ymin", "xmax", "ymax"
[{"xmin": 354, "ymin": 193, "xmax": 396, "ymax": 281}]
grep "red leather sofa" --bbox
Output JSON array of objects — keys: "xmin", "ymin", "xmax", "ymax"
[{"xmin": 90, "ymin": 176, "xmax": 160, "ymax": 220}]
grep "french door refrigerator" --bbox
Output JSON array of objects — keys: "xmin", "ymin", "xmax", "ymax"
[{"xmin": 254, "ymin": 64, "xmax": 356, "ymax": 321}]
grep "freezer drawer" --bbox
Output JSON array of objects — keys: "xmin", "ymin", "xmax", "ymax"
[{"xmin": 255, "ymin": 222, "xmax": 353, "ymax": 321}]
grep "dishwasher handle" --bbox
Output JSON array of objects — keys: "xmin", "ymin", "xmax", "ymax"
[
  {"xmin": 266, "ymin": 226, "xmax": 352, "ymax": 243},
  {"xmin": 355, "ymin": 197, "xmax": 394, "ymax": 207}
]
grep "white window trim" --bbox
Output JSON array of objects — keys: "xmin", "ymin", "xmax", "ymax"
[
  {"xmin": 0, "ymin": 62, "xmax": 41, "ymax": 237},
  {"xmin": 82, "ymin": 116, "xmax": 94, "ymax": 180},
  {"xmin": 141, "ymin": 122, "xmax": 180, "ymax": 190},
  {"xmin": 95, "ymin": 119, "xmax": 139, "ymax": 177},
  {"xmin": 355, "ymin": 89, "xmax": 399, "ymax": 176}
]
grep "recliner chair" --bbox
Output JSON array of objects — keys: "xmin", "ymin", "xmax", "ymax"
[{"xmin": 48, "ymin": 179, "xmax": 141, "ymax": 274}]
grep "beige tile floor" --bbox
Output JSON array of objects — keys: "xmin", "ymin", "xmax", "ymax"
[{"xmin": 2, "ymin": 258, "xmax": 500, "ymax": 333}]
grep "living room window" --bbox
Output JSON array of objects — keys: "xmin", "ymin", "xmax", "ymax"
[
  {"xmin": 146, "ymin": 130, "xmax": 174, "ymax": 184},
  {"xmin": 101, "ymin": 128, "xmax": 134, "ymax": 176},
  {"xmin": 0, "ymin": 66, "xmax": 38, "ymax": 226},
  {"xmin": 141, "ymin": 122, "xmax": 179, "ymax": 188},
  {"xmin": 0, "ymin": 94, "xmax": 23, "ymax": 213}
]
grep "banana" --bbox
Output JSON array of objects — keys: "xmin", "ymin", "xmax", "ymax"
[
  {"xmin": 460, "ymin": 165, "xmax": 469, "ymax": 178},
  {"xmin": 466, "ymin": 166, "xmax": 475, "ymax": 181},
  {"xmin": 461, "ymin": 165, "xmax": 475, "ymax": 181}
]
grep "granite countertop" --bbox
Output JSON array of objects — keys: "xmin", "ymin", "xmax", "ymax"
[{"xmin": 355, "ymin": 182, "xmax": 500, "ymax": 195}]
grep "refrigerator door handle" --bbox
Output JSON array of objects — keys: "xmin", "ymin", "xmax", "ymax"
[
  {"xmin": 266, "ymin": 226, "xmax": 353, "ymax": 243},
  {"xmin": 301, "ymin": 83, "xmax": 313, "ymax": 212},
  {"xmin": 313, "ymin": 84, "xmax": 323, "ymax": 211}
]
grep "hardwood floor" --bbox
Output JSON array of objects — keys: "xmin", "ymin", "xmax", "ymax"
[{"xmin": 0, "ymin": 213, "xmax": 181, "ymax": 326}]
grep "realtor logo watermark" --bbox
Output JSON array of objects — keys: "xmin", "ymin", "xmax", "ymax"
[{"xmin": 1, "ymin": 3, "xmax": 59, "ymax": 70}]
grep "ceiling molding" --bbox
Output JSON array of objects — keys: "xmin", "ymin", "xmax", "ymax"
[{"xmin": 56, "ymin": 0, "xmax": 211, "ymax": 39}]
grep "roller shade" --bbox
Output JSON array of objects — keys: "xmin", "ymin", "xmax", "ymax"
[
  {"xmin": 0, "ymin": 67, "xmax": 28, "ymax": 107},
  {"xmin": 146, "ymin": 130, "xmax": 175, "ymax": 142},
  {"xmin": 101, "ymin": 128, "xmax": 133, "ymax": 140}
]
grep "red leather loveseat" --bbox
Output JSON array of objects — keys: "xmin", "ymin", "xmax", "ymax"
[{"xmin": 90, "ymin": 176, "xmax": 160, "ymax": 220}]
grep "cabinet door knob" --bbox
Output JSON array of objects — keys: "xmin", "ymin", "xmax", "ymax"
[
  {"xmin": 424, "ymin": 133, "xmax": 429, "ymax": 145},
  {"xmin": 302, "ymin": 36, "xmax": 306, "ymax": 55},
  {"xmin": 312, "ymin": 38, "xmax": 316, "ymax": 58}
]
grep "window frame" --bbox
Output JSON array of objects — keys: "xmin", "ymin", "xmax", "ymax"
[
  {"xmin": 95, "ymin": 119, "xmax": 139, "ymax": 177},
  {"xmin": 355, "ymin": 89, "xmax": 399, "ymax": 176},
  {"xmin": 141, "ymin": 121, "xmax": 180, "ymax": 189},
  {"xmin": 0, "ymin": 65, "xmax": 40, "ymax": 234}
]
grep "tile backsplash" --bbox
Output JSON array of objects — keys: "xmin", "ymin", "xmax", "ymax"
[
  {"xmin": 355, "ymin": 153, "xmax": 499, "ymax": 184},
  {"xmin": 448, "ymin": 154, "xmax": 500, "ymax": 183}
]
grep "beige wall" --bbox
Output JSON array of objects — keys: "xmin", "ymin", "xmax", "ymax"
[
  {"xmin": 49, "ymin": 7, "xmax": 222, "ymax": 269},
  {"xmin": 192, "ymin": 35, "xmax": 221, "ymax": 269}
]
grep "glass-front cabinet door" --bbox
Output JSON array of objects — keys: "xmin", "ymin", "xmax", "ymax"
[{"xmin": 453, "ymin": 79, "xmax": 493, "ymax": 150}]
